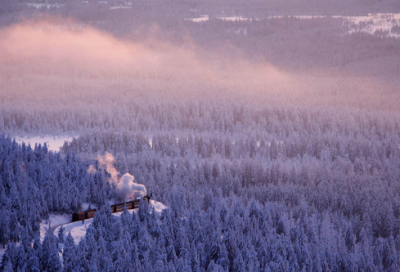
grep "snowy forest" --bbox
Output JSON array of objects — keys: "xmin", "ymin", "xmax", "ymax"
[
  {"xmin": 1, "ymin": 0, "xmax": 400, "ymax": 271},
  {"xmin": 1, "ymin": 100, "xmax": 400, "ymax": 271}
]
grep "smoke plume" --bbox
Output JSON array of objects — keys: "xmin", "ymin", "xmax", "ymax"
[
  {"xmin": 97, "ymin": 152, "xmax": 119, "ymax": 183},
  {"xmin": 91, "ymin": 152, "xmax": 147, "ymax": 201},
  {"xmin": 119, "ymin": 173, "xmax": 147, "ymax": 200}
]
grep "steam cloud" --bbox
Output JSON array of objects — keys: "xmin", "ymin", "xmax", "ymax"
[
  {"xmin": 90, "ymin": 152, "xmax": 147, "ymax": 201},
  {"xmin": 96, "ymin": 152, "xmax": 119, "ymax": 183},
  {"xmin": 119, "ymin": 173, "xmax": 147, "ymax": 199}
]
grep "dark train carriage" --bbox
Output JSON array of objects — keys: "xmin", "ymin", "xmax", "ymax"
[
  {"xmin": 86, "ymin": 209, "xmax": 97, "ymax": 219},
  {"xmin": 72, "ymin": 211, "xmax": 86, "ymax": 222},
  {"xmin": 133, "ymin": 199, "xmax": 140, "ymax": 209},
  {"xmin": 71, "ymin": 195, "xmax": 152, "ymax": 222},
  {"xmin": 125, "ymin": 201, "xmax": 134, "ymax": 209},
  {"xmin": 115, "ymin": 204, "xmax": 125, "ymax": 212}
]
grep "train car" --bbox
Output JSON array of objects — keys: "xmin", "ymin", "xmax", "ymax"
[
  {"xmin": 72, "ymin": 195, "xmax": 152, "ymax": 222},
  {"xmin": 86, "ymin": 209, "xmax": 97, "ymax": 219},
  {"xmin": 115, "ymin": 203, "xmax": 125, "ymax": 212},
  {"xmin": 133, "ymin": 199, "xmax": 140, "ymax": 209},
  {"xmin": 72, "ymin": 211, "xmax": 86, "ymax": 222},
  {"xmin": 125, "ymin": 201, "xmax": 134, "ymax": 209}
]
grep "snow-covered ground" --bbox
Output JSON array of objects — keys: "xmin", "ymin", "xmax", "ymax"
[
  {"xmin": 335, "ymin": 13, "xmax": 400, "ymax": 38},
  {"xmin": 52, "ymin": 200, "xmax": 166, "ymax": 244},
  {"xmin": 13, "ymin": 135, "xmax": 76, "ymax": 152},
  {"xmin": 40, "ymin": 214, "xmax": 72, "ymax": 241},
  {"xmin": 151, "ymin": 200, "xmax": 167, "ymax": 214},
  {"xmin": 52, "ymin": 209, "xmax": 137, "ymax": 244},
  {"xmin": 0, "ymin": 200, "xmax": 166, "ymax": 262},
  {"xmin": 1, "ymin": 214, "xmax": 69, "ymax": 261},
  {"xmin": 186, "ymin": 13, "xmax": 400, "ymax": 38},
  {"xmin": 54, "ymin": 219, "xmax": 93, "ymax": 244}
]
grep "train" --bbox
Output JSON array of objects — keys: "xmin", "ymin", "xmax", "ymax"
[{"xmin": 72, "ymin": 195, "xmax": 151, "ymax": 222}]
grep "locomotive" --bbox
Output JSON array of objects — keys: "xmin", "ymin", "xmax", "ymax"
[{"xmin": 72, "ymin": 195, "xmax": 151, "ymax": 222}]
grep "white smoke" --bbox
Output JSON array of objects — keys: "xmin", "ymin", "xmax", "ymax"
[
  {"xmin": 97, "ymin": 152, "xmax": 119, "ymax": 183},
  {"xmin": 119, "ymin": 173, "xmax": 147, "ymax": 200},
  {"xmin": 87, "ymin": 164, "xmax": 97, "ymax": 175},
  {"xmin": 89, "ymin": 152, "xmax": 147, "ymax": 201}
]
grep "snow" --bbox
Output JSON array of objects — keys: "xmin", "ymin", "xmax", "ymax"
[
  {"xmin": 53, "ymin": 200, "xmax": 167, "ymax": 244},
  {"xmin": 185, "ymin": 15, "xmax": 209, "ymax": 22},
  {"xmin": 0, "ymin": 201, "xmax": 166, "ymax": 262},
  {"xmin": 110, "ymin": 5, "xmax": 132, "ymax": 10},
  {"xmin": 26, "ymin": 3, "xmax": 65, "ymax": 9},
  {"xmin": 55, "ymin": 220, "xmax": 93, "ymax": 244},
  {"xmin": 150, "ymin": 199, "xmax": 167, "ymax": 214},
  {"xmin": 80, "ymin": 202, "xmax": 98, "ymax": 211},
  {"xmin": 186, "ymin": 13, "xmax": 400, "ymax": 38},
  {"xmin": 0, "ymin": 242, "xmax": 21, "ymax": 264},
  {"xmin": 217, "ymin": 16, "xmax": 249, "ymax": 21},
  {"xmin": 13, "ymin": 135, "xmax": 76, "ymax": 152},
  {"xmin": 333, "ymin": 13, "xmax": 400, "ymax": 38},
  {"xmin": 53, "ymin": 210, "xmax": 135, "ymax": 244},
  {"xmin": 0, "ymin": 213, "xmax": 70, "ymax": 263},
  {"xmin": 40, "ymin": 214, "xmax": 72, "ymax": 241}
]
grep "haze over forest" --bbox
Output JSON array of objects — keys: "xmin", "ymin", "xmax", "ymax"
[{"xmin": 1, "ymin": 0, "xmax": 400, "ymax": 271}]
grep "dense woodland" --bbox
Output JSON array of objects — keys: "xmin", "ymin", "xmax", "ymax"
[
  {"xmin": 1, "ymin": 1, "xmax": 400, "ymax": 271},
  {"xmin": 1, "ymin": 98, "xmax": 400, "ymax": 270}
]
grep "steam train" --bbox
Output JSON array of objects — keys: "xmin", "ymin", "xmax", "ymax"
[{"xmin": 72, "ymin": 195, "xmax": 151, "ymax": 222}]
